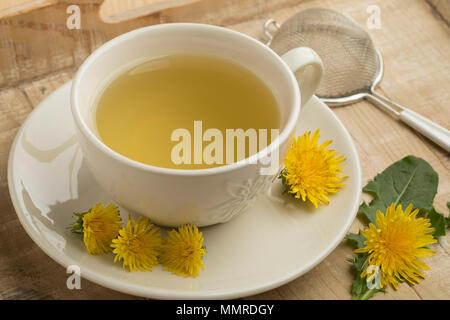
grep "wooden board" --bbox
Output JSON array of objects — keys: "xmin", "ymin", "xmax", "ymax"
[{"xmin": 0, "ymin": 0, "xmax": 449, "ymax": 300}]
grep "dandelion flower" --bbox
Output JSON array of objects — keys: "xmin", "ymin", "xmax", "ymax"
[
  {"xmin": 355, "ymin": 203, "xmax": 437, "ymax": 289},
  {"xmin": 71, "ymin": 203, "xmax": 122, "ymax": 255},
  {"xmin": 281, "ymin": 129, "xmax": 346, "ymax": 208},
  {"xmin": 160, "ymin": 225, "xmax": 206, "ymax": 278},
  {"xmin": 111, "ymin": 216, "xmax": 162, "ymax": 272}
]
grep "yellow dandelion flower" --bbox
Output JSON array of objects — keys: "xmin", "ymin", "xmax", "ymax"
[
  {"xmin": 72, "ymin": 203, "xmax": 122, "ymax": 255},
  {"xmin": 160, "ymin": 225, "xmax": 206, "ymax": 278},
  {"xmin": 281, "ymin": 129, "xmax": 346, "ymax": 208},
  {"xmin": 111, "ymin": 216, "xmax": 162, "ymax": 272},
  {"xmin": 355, "ymin": 203, "xmax": 437, "ymax": 289}
]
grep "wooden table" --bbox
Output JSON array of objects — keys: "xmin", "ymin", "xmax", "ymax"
[{"xmin": 0, "ymin": 0, "xmax": 449, "ymax": 300}]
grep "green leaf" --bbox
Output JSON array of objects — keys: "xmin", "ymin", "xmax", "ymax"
[
  {"xmin": 348, "ymin": 254, "xmax": 384, "ymax": 300},
  {"xmin": 346, "ymin": 232, "xmax": 366, "ymax": 249},
  {"xmin": 421, "ymin": 208, "xmax": 447, "ymax": 238},
  {"xmin": 358, "ymin": 156, "xmax": 438, "ymax": 225}
]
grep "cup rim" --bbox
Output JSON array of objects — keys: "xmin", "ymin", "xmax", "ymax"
[{"xmin": 71, "ymin": 23, "xmax": 300, "ymax": 176}]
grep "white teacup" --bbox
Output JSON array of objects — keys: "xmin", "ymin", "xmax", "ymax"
[{"xmin": 71, "ymin": 23, "xmax": 323, "ymax": 227}]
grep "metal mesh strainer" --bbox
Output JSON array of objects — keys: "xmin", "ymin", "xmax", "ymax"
[{"xmin": 264, "ymin": 8, "xmax": 449, "ymax": 152}]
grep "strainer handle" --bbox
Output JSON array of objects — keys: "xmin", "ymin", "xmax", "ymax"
[
  {"xmin": 366, "ymin": 93, "xmax": 450, "ymax": 152},
  {"xmin": 398, "ymin": 109, "xmax": 450, "ymax": 152},
  {"xmin": 280, "ymin": 47, "xmax": 324, "ymax": 107}
]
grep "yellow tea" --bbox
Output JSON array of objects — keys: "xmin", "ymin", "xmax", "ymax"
[{"xmin": 95, "ymin": 54, "xmax": 280, "ymax": 169}]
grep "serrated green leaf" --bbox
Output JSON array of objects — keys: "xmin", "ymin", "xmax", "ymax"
[
  {"xmin": 346, "ymin": 232, "xmax": 366, "ymax": 249},
  {"xmin": 358, "ymin": 201, "xmax": 373, "ymax": 224},
  {"xmin": 421, "ymin": 208, "xmax": 447, "ymax": 238},
  {"xmin": 358, "ymin": 156, "xmax": 438, "ymax": 225},
  {"xmin": 362, "ymin": 179, "xmax": 378, "ymax": 195}
]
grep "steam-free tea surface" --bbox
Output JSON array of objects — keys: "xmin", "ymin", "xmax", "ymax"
[{"xmin": 95, "ymin": 54, "xmax": 280, "ymax": 169}]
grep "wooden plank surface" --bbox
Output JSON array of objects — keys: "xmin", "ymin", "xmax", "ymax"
[{"xmin": 0, "ymin": 0, "xmax": 449, "ymax": 300}]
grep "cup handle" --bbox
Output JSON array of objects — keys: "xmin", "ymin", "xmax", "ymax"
[{"xmin": 281, "ymin": 47, "xmax": 323, "ymax": 107}]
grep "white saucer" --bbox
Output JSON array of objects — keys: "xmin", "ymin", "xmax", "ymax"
[{"xmin": 8, "ymin": 81, "xmax": 361, "ymax": 299}]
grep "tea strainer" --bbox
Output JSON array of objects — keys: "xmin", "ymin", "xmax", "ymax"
[{"xmin": 264, "ymin": 8, "xmax": 449, "ymax": 152}]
